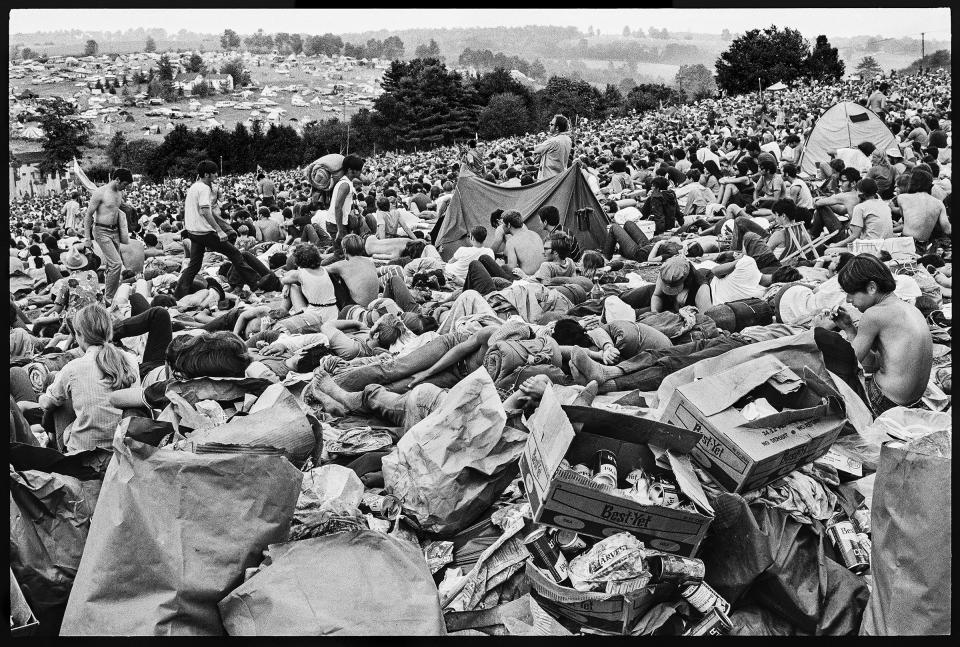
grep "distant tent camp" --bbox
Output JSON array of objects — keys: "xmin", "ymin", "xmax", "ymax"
[
  {"xmin": 798, "ymin": 101, "xmax": 897, "ymax": 176},
  {"xmin": 436, "ymin": 161, "xmax": 608, "ymax": 261}
]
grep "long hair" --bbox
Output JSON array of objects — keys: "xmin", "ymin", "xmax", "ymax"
[{"xmin": 72, "ymin": 304, "xmax": 137, "ymax": 390}]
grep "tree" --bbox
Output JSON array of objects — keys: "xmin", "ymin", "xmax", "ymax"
[
  {"xmin": 20, "ymin": 46, "xmax": 36, "ymax": 60},
  {"xmin": 145, "ymin": 36, "xmax": 156, "ymax": 53},
  {"xmin": 675, "ymin": 63, "xmax": 716, "ymax": 102},
  {"xmin": 194, "ymin": 81, "xmax": 211, "ymax": 97},
  {"xmin": 535, "ymin": 75, "xmax": 603, "ymax": 128},
  {"xmin": 623, "ymin": 83, "xmax": 685, "ymax": 114},
  {"xmin": 721, "ymin": 28, "xmax": 732, "ymax": 41},
  {"xmin": 187, "ymin": 52, "xmax": 206, "ymax": 74},
  {"xmin": 34, "ymin": 97, "xmax": 92, "ymax": 177},
  {"xmin": 715, "ymin": 25, "xmax": 810, "ymax": 95},
  {"xmin": 899, "ymin": 49, "xmax": 951, "ymax": 74},
  {"xmin": 623, "ymin": 26, "xmax": 631, "ymax": 37},
  {"xmin": 529, "ymin": 59, "xmax": 547, "ymax": 80},
  {"xmin": 415, "ymin": 39, "xmax": 441, "ymax": 60},
  {"xmin": 157, "ymin": 54, "xmax": 175, "ymax": 82},
  {"xmin": 856, "ymin": 56, "xmax": 883, "ymax": 79},
  {"xmin": 274, "ymin": 32, "xmax": 292, "ymax": 56},
  {"xmin": 289, "ymin": 33, "xmax": 303, "ymax": 55},
  {"xmin": 95, "ymin": 79, "xmax": 104, "ymax": 92},
  {"xmin": 84, "ymin": 39, "xmax": 98, "ymax": 56},
  {"xmin": 473, "ymin": 68, "xmax": 536, "ymax": 125},
  {"xmin": 618, "ymin": 77, "xmax": 636, "ymax": 95},
  {"xmin": 601, "ymin": 83, "xmax": 624, "ymax": 115},
  {"xmin": 221, "ymin": 29, "xmax": 241, "ymax": 50},
  {"xmin": 120, "ymin": 139, "xmax": 161, "ymax": 174},
  {"xmin": 381, "ymin": 35, "xmax": 404, "ymax": 60},
  {"xmin": 804, "ymin": 35, "xmax": 844, "ymax": 82},
  {"xmin": 244, "ymin": 29, "xmax": 274, "ymax": 54},
  {"xmin": 315, "ymin": 33, "xmax": 343, "ymax": 57},
  {"xmin": 221, "ymin": 58, "xmax": 251, "ymax": 87},
  {"xmin": 106, "ymin": 131, "xmax": 127, "ymax": 166}
]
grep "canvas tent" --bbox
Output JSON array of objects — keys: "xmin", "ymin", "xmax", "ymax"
[
  {"xmin": 799, "ymin": 101, "xmax": 897, "ymax": 176},
  {"xmin": 436, "ymin": 160, "xmax": 608, "ymax": 261},
  {"xmin": 765, "ymin": 81, "xmax": 788, "ymax": 91}
]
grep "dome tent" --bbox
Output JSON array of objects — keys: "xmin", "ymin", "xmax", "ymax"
[{"xmin": 798, "ymin": 101, "xmax": 897, "ymax": 177}]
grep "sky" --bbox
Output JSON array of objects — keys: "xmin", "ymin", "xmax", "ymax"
[{"xmin": 8, "ymin": 8, "xmax": 952, "ymax": 40}]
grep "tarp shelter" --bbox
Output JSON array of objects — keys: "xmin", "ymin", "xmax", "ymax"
[
  {"xmin": 765, "ymin": 81, "xmax": 788, "ymax": 92},
  {"xmin": 799, "ymin": 101, "xmax": 897, "ymax": 176},
  {"xmin": 436, "ymin": 161, "xmax": 608, "ymax": 261}
]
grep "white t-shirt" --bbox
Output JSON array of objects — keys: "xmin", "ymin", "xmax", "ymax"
[
  {"xmin": 445, "ymin": 246, "xmax": 494, "ymax": 282},
  {"xmin": 709, "ymin": 256, "xmax": 764, "ymax": 305},
  {"xmin": 614, "ymin": 205, "xmax": 643, "ymax": 225},
  {"xmin": 184, "ymin": 180, "xmax": 214, "ymax": 234},
  {"xmin": 325, "ymin": 176, "xmax": 355, "ymax": 226}
]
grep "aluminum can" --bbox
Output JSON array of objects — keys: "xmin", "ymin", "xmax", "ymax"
[
  {"xmin": 682, "ymin": 607, "xmax": 733, "ymax": 636},
  {"xmin": 648, "ymin": 554, "xmax": 706, "ymax": 585},
  {"xmin": 680, "ymin": 580, "xmax": 731, "ymax": 615},
  {"xmin": 594, "ymin": 449, "xmax": 618, "ymax": 483},
  {"xmin": 572, "ymin": 463, "xmax": 593, "ymax": 479},
  {"xmin": 826, "ymin": 515, "xmax": 870, "ymax": 575},
  {"xmin": 553, "ymin": 528, "xmax": 588, "ymax": 557},
  {"xmin": 648, "ymin": 480, "xmax": 680, "ymax": 507},
  {"xmin": 524, "ymin": 526, "xmax": 568, "ymax": 584}
]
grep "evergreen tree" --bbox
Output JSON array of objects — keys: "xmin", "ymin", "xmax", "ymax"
[
  {"xmin": 804, "ymin": 35, "xmax": 845, "ymax": 82},
  {"xmin": 715, "ymin": 25, "xmax": 810, "ymax": 95},
  {"xmin": 34, "ymin": 97, "xmax": 93, "ymax": 177}
]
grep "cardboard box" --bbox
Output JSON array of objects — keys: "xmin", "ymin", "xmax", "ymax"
[
  {"xmin": 525, "ymin": 562, "xmax": 673, "ymax": 635},
  {"xmin": 10, "ymin": 568, "xmax": 39, "ymax": 636},
  {"xmin": 660, "ymin": 355, "xmax": 847, "ymax": 494},
  {"xmin": 520, "ymin": 386, "xmax": 714, "ymax": 558}
]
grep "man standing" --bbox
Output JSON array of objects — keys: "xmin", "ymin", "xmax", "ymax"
[
  {"xmin": 62, "ymin": 191, "xmax": 81, "ymax": 231},
  {"xmin": 176, "ymin": 160, "xmax": 260, "ymax": 297},
  {"xmin": 534, "ymin": 114, "xmax": 572, "ymax": 181},
  {"xmin": 81, "ymin": 168, "xmax": 132, "ymax": 306},
  {"xmin": 257, "ymin": 172, "xmax": 275, "ymax": 202},
  {"xmin": 322, "ymin": 154, "xmax": 365, "ymax": 249}
]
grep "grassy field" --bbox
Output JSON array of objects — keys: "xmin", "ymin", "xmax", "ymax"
[{"xmin": 10, "ymin": 60, "xmax": 386, "ymax": 156}]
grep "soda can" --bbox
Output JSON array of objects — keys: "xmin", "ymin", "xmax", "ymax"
[
  {"xmin": 826, "ymin": 515, "xmax": 869, "ymax": 575},
  {"xmin": 523, "ymin": 526, "xmax": 569, "ymax": 584},
  {"xmin": 648, "ymin": 480, "xmax": 680, "ymax": 507},
  {"xmin": 553, "ymin": 528, "xmax": 588, "ymax": 557},
  {"xmin": 682, "ymin": 607, "xmax": 733, "ymax": 636},
  {"xmin": 680, "ymin": 580, "xmax": 731, "ymax": 615},
  {"xmin": 594, "ymin": 449, "xmax": 618, "ymax": 483},
  {"xmin": 592, "ymin": 470, "xmax": 618, "ymax": 491},
  {"xmin": 572, "ymin": 463, "xmax": 593, "ymax": 479},
  {"xmin": 625, "ymin": 468, "xmax": 650, "ymax": 491},
  {"xmin": 648, "ymin": 554, "xmax": 706, "ymax": 586}
]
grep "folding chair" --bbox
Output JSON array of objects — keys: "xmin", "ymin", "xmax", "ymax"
[{"xmin": 779, "ymin": 222, "xmax": 837, "ymax": 263}]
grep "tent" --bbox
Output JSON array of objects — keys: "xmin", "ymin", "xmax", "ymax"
[
  {"xmin": 798, "ymin": 101, "xmax": 897, "ymax": 176},
  {"xmin": 436, "ymin": 160, "xmax": 608, "ymax": 261},
  {"xmin": 765, "ymin": 81, "xmax": 788, "ymax": 92},
  {"xmin": 21, "ymin": 126, "xmax": 43, "ymax": 139}
]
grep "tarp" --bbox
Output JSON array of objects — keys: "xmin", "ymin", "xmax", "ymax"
[
  {"xmin": 765, "ymin": 81, "xmax": 788, "ymax": 91},
  {"xmin": 798, "ymin": 102, "xmax": 897, "ymax": 176},
  {"xmin": 436, "ymin": 161, "xmax": 608, "ymax": 261}
]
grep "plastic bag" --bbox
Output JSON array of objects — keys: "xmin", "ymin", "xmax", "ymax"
[
  {"xmin": 219, "ymin": 531, "xmax": 446, "ymax": 635},
  {"xmin": 382, "ymin": 368, "xmax": 527, "ymax": 536},
  {"xmin": 60, "ymin": 437, "xmax": 302, "ymax": 636},
  {"xmin": 860, "ymin": 430, "xmax": 951, "ymax": 635},
  {"xmin": 832, "ymin": 406, "xmax": 952, "ymax": 471}
]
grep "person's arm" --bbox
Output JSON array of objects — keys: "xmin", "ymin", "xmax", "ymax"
[
  {"xmin": 937, "ymin": 203, "xmax": 951, "ymax": 235},
  {"xmin": 694, "ymin": 283, "xmax": 712, "ymax": 311},
  {"xmin": 711, "ymin": 258, "xmax": 740, "ymax": 278},
  {"xmin": 38, "ymin": 367, "xmax": 69, "ymax": 411},
  {"xmin": 109, "ymin": 386, "xmax": 149, "ymax": 409},
  {"xmin": 332, "ymin": 183, "xmax": 349, "ymax": 239},
  {"xmin": 836, "ymin": 221, "xmax": 863, "ymax": 246},
  {"xmin": 83, "ymin": 190, "xmax": 102, "ymax": 243},
  {"xmin": 832, "ymin": 307, "xmax": 881, "ymax": 369},
  {"xmin": 650, "ymin": 290, "xmax": 668, "ymax": 313},
  {"xmin": 504, "ymin": 239, "xmax": 520, "ymax": 271},
  {"xmin": 233, "ymin": 305, "xmax": 269, "ymax": 336},
  {"xmin": 398, "ymin": 217, "xmax": 417, "ymax": 239},
  {"xmin": 280, "ymin": 269, "xmax": 302, "ymax": 285}
]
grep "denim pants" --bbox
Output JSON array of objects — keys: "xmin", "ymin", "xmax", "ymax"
[
  {"xmin": 335, "ymin": 332, "xmax": 469, "ymax": 392},
  {"xmin": 93, "ymin": 224, "xmax": 124, "ymax": 304},
  {"xmin": 361, "ymin": 382, "xmax": 447, "ymax": 433}
]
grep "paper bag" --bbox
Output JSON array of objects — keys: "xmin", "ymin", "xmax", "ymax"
[
  {"xmin": 860, "ymin": 431, "xmax": 951, "ymax": 635},
  {"xmin": 382, "ymin": 368, "xmax": 526, "ymax": 536},
  {"xmin": 219, "ymin": 531, "xmax": 446, "ymax": 635},
  {"xmin": 60, "ymin": 437, "xmax": 302, "ymax": 636}
]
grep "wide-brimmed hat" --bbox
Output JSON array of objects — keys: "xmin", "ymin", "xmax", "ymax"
[{"xmin": 62, "ymin": 246, "xmax": 89, "ymax": 271}]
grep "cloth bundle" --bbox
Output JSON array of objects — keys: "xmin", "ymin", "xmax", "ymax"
[{"xmin": 484, "ymin": 336, "xmax": 562, "ymax": 385}]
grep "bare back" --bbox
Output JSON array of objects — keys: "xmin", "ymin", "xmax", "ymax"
[
  {"xmin": 867, "ymin": 298, "xmax": 932, "ymax": 403},
  {"xmin": 329, "ymin": 256, "xmax": 379, "ymax": 307},
  {"xmin": 506, "ymin": 229, "xmax": 546, "ymax": 275}
]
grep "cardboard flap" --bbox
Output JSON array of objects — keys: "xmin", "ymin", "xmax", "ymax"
[
  {"xmin": 680, "ymin": 356, "xmax": 790, "ymax": 416},
  {"xmin": 562, "ymin": 405, "xmax": 702, "ymax": 454},
  {"xmin": 524, "ymin": 385, "xmax": 576, "ymax": 496},
  {"xmin": 740, "ymin": 402, "xmax": 831, "ymax": 428},
  {"xmin": 666, "ymin": 451, "xmax": 714, "ymax": 516}
]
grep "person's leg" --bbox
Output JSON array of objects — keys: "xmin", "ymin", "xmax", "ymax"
[
  {"xmin": 624, "ymin": 220, "xmax": 651, "ymax": 247},
  {"xmin": 204, "ymin": 237, "xmax": 260, "ymax": 290},
  {"xmin": 95, "ymin": 229, "xmax": 124, "ymax": 304},
  {"xmin": 129, "ymin": 292, "xmax": 151, "ymax": 317},
  {"xmin": 10, "ymin": 366, "xmax": 38, "ymax": 403},
  {"xmin": 113, "ymin": 306, "xmax": 172, "ymax": 366},
  {"xmin": 618, "ymin": 284, "xmax": 655, "ymax": 309},
  {"xmin": 201, "ymin": 307, "xmax": 242, "ymax": 332},
  {"xmin": 175, "ymin": 231, "xmax": 208, "ymax": 298},
  {"xmin": 607, "ymin": 224, "xmax": 640, "ymax": 259},
  {"xmin": 320, "ymin": 322, "xmax": 369, "ymax": 360},
  {"xmin": 242, "ymin": 250, "xmax": 271, "ymax": 277},
  {"xmin": 478, "ymin": 254, "xmax": 515, "ymax": 280},
  {"xmin": 384, "ymin": 275, "xmax": 419, "ymax": 312},
  {"xmin": 334, "ymin": 332, "xmax": 465, "ymax": 392},
  {"xmin": 462, "ymin": 260, "xmax": 500, "ymax": 296}
]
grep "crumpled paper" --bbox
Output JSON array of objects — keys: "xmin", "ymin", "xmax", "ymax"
[
  {"xmin": 745, "ymin": 463, "xmax": 840, "ymax": 525},
  {"xmin": 382, "ymin": 368, "xmax": 526, "ymax": 535}
]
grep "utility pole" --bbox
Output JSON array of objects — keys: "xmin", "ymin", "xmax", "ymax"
[{"xmin": 920, "ymin": 32, "xmax": 925, "ymax": 74}]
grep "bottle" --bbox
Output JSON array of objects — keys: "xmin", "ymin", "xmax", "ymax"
[{"xmin": 590, "ymin": 275, "xmax": 604, "ymax": 301}]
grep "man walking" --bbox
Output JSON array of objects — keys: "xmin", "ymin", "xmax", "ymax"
[
  {"xmin": 81, "ymin": 168, "xmax": 132, "ymax": 306},
  {"xmin": 176, "ymin": 160, "xmax": 260, "ymax": 297}
]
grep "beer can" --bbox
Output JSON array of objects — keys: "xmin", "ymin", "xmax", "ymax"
[
  {"xmin": 682, "ymin": 607, "xmax": 733, "ymax": 636},
  {"xmin": 826, "ymin": 515, "xmax": 869, "ymax": 575},
  {"xmin": 594, "ymin": 449, "xmax": 618, "ymax": 483},
  {"xmin": 856, "ymin": 533, "xmax": 872, "ymax": 563},
  {"xmin": 625, "ymin": 468, "xmax": 650, "ymax": 491},
  {"xmin": 558, "ymin": 458, "xmax": 572, "ymax": 472},
  {"xmin": 851, "ymin": 508, "xmax": 871, "ymax": 534},
  {"xmin": 572, "ymin": 463, "xmax": 593, "ymax": 479},
  {"xmin": 648, "ymin": 480, "xmax": 680, "ymax": 507},
  {"xmin": 592, "ymin": 470, "xmax": 618, "ymax": 491},
  {"xmin": 680, "ymin": 580, "xmax": 731, "ymax": 615},
  {"xmin": 553, "ymin": 528, "xmax": 588, "ymax": 557},
  {"xmin": 524, "ymin": 527, "xmax": 569, "ymax": 584},
  {"xmin": 648, "ymin": 554, "xmax": 706, "ymax": 586}
]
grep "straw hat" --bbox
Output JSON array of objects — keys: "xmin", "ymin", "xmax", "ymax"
[{"xmin": 62, "ymin": 246, "xmax": 89, "ymax": 271}]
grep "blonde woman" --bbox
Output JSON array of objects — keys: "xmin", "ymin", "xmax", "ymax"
[{"xmin": 39, "ymin": 304, "xmax": 140, "ymax": 453}]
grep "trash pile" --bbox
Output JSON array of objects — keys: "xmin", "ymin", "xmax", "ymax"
[{"xmin": 9, "ymin": 331, "xmax": 952, "ymax": 636}]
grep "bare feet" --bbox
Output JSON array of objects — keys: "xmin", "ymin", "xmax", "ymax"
[
  {"xmin": 305, "ymin": 383, "xmax": 347, "ymax": 417},
  {"xmin": 569, "ymin": 347, "xmax": 616, "ymax": 391},
  {"xmin": 312, "ymin": 369, "xmax": 364, "ymax": 411}
]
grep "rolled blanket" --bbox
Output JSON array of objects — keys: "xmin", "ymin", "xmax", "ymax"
[
  {"xmin": 483, "ymin": 336, "xmax": 561, "ymax": 384},
  {"xmin": 704, "ymin": 297, "xmax": 774, "ymax": 332},
  {"xmin": 304, "ymin": 153, "xmax": 345, "ymax": 190},
  {"xmin": 550, "ymin": 282, "xmax": 588, "ymax": 306}
]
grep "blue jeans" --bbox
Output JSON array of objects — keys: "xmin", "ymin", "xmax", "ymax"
[
  {"xmin": 335, "ymin": 332, "xmax": 469, "ymax": 392},
  {"xmin": 93, "ymin": 224, "xmax": 124, "ymax": 304}
]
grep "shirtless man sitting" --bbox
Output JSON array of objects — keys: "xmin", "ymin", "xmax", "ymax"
[
  {"xmin": 502, "ymin": 210, "xmax": 545, "ymax": 277},
  {"xmin": 815, "ymin": 254, "xmax": 932, "ymax": 415},
  {"xmin": 324, "ymin": 234, "xmax": 380, "ymax": 307}
]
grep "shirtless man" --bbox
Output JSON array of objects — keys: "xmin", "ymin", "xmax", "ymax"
[
  {"xmin": 817, "ymin": 254, "xmax": 932, "ymax": 415},
  {"xmin": 502, "ymin": 210, "xmax": 545, "ymax": 276},
  {"xmin": 82, "ymin": 167, "xmax": 132, "ymax": 305},
  {"xmin": 324, "ymin": 234, "xmax": 380, "ymax": 307},
  {"xmin": 812, "ymin": 167, "xmax": 860, "ymax": 239}
]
